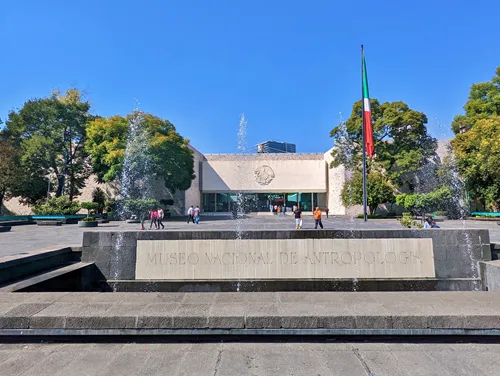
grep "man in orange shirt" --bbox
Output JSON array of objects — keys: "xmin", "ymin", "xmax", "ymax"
[{"xmin": 313, "ymin": 207, "xmax": 323, "ymax": 229}]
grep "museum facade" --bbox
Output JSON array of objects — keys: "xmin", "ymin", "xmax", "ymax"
[{"xmin": 182, "ymin": 147, "xmax": 347, "ymax": 215}]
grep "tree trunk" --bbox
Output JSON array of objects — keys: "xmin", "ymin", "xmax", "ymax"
[
  {"xmin": 0, "ymin": 191, "xmax": 5, "ymax": 214},
  {"xmin": 56, "ymin": 175, "xmax": 65, "ymax": 197},
  {"xmin": 369, "ymin": 205, "xmax": 376, "ymax": 216}
]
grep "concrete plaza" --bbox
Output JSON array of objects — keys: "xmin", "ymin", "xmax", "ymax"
[
  {"xmin": 0, "ymin": 215, "xmax": 498, "ymax": 258},
  {"xmin": 2, "ymin": 341, "xmax": 500, "ymax": 376}
]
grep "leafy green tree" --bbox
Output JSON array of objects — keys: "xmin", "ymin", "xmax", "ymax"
[
  {"xmin": 86, "ymin": 113, "xmax": 194, "ymax": 193},
  {"xmin": 0, "ymin": 136, "xmax": 47, "ymax": 209},
  {"xmin": 5, "ymin": 89, "xmax": 93, "ymax": 201},
  {"xmin": 331, "ymin": 100, "xmax": 437, "ymax": 191},
  {"xmin": 451, "ymin": 116, "xmax": 500, "ymax": 211},
  {"xmin": 451, "ymin": 67, "xmax": 500, "ymax": 211},
  {"xmin": 341, "ymin": 171, "xmax": 395, "ymax": 215},
  {"xmin": 451, "ymin": 67, "xmax": 500, "ymax": 134}
]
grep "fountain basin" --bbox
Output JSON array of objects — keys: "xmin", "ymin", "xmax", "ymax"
[{"xmin": 81, "ymin": 229, "xmax": 491, "ymax": 292}]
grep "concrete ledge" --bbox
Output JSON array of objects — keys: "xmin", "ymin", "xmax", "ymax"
[
  {"xmin": 0, "ymin": 247, "xmax": 80, "ymax": 285},
  {"xmin": 1, "ymin": 292, "xmax": 500, "ymax": 334},
  {"xmin": 0, "ymin": 262, "xmax": 95, "ymax": 292},
  {"xmin": 0, "ymin": 226, "xmax": 11, "ymax": 232}
]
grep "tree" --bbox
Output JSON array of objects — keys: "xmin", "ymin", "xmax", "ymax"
[
  {"xmin": 451, "ymin": 67, "xmax": 500, "ymax": 211},
  {"xmin": 0, "ymin": 138, "xmax": 20, "ymax": 210},
  {"xmin": 341, "ymin": 171, "xmax": 395, "ymax": 215},
  {"xmin": 86, "ymin": 112, "xmax": 194, "ymax": 194},
  {"xmin": 330, "ymin": 100, "xmax": 437, "ymax": 191},
  {"xmin": 451, "ymin": 67, "xmax": 500, "ymax": 134},
  {"xmin": 0, "ymin": 136, "xmax": 47, "ymax": 209},
  {"xmin": 451, "ymin": 116, "xmax": 500, "ymax": 211},
  {"xmin": 5, "ymin": 89, "xmax": 93, "ymax": 200}
]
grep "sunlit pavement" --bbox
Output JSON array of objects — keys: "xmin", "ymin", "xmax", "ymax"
[{"xmin": 0, "ymin": 215, "xmax": 498, "ymax": 258}]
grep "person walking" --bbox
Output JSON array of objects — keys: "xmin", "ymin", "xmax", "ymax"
[
  {"xmin": 277, "ymin": 205, "xmax": 282, "ymax": 217},
  {"xmin": 325, "ymin": 207, "xmax": 329, "ymax": 218},
  {"xmin": 313, "ymin": 207, "xmax": 323, "ymax": 229},
  {"xmin": 187, "ymin": 205, "xmax": 195, "ymax": 224},
  {"xmin": 294, "ymin": 206, "xmax": 302, "ymax": 229},
  {"xmin": 157, "ymin": 207, "xmax": 165, "ymax": 229},
  {"xmin": 193, "ymin": 205, "xmax": 201, "ymax": 224},
  {"xmin": 149, "ymin": 208, "xmax": 158, "ymax": 229}
]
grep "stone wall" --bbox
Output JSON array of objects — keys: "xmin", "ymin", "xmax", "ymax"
[{"xmin": 81, "ymin": 229, "xmax": 491, "ymax": 291}]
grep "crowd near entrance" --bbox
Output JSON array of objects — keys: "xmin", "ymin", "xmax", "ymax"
[{"xmin": 202, "ymin": 192, "xmax": 327, "ymax": 213}]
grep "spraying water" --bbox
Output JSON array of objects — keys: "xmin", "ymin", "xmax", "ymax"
[
  {"xmin": 112, "ymin": 108, "xmax": 154, "ymax": 291},
  {"xmin": 235, "ymin": 113, "xmax": 248, "ymax": 292}
]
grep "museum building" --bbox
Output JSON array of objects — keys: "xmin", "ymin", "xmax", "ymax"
[{"xmin": 181, "ymin": 146, "xmax": 347, "ymax": 215}]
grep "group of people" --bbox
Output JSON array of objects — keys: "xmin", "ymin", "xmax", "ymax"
[
  {"xmin": 187, "ymin": 205, "xmax": 201, "ymax": 224},
  {"xmin": 424, "ymin": 217, "xmax": 440, "ymax": 228},
  {"xmin": 148, "ymin": 207, "xmax": 165, "ymax": 230},
  {"xmin": 293, "ymin": 206, "xmax": 326, "ymax": 230},
  {"xmin": 270, "ymin": 205, "xmax": 286, "ymax": 216}
]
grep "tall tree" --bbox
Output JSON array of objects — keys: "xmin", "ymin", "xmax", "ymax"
[
  {"xmin": 0, "ymin": 131, "xmax": 47, "ymax": 210},
  {"xmin": 330, "ymin": 99, "xmax": 437, "ymax": 192},
  {"xmin": 451, "ymin": 116, "xmax": 500, "ymax": 211},
  {"xmin": 5, "ymin": 89, "xmax": 92, "ymax": 200},
  {"xmin": 451, "ymin": 67, "xmax": 500, "ymax": 211},
  {"xmin": 451, "ymin": 67, "xmax": 500, "ymax": 134},
  {"xmin": 85, "ymin": 112, "xmax": 194, "ymax": 194}
]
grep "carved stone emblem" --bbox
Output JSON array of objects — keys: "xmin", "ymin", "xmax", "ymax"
[{"xmin": 254, "ymin": 165, "xmax": 275, "ymax": 185}]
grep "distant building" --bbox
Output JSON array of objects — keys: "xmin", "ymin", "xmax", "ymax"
[{"xmin": 257, "ymin": 140, "xmax": 296, "ymax": 154}]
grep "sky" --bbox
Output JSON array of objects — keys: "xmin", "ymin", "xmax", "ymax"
[{"xmin": 1, "ymin": 0, "xmax": 499, "ymax": 154}]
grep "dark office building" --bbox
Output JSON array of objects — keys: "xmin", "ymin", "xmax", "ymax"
[{"xmin": 256, "ymin": 141, "xmax": 296, "ymax": 153}]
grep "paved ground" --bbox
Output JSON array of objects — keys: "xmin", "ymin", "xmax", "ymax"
[
  {"xmin": 1, "ymin": 341, "xmax": 500, "ymax": 376},
  {"xmin": 0, "ymin": 215, "xmax": 498, "ymax": 258},
  {"xmin": 2, "ymin": 292, "xmax": 500, "ymax": 332}
]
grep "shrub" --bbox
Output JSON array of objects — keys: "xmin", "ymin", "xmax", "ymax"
[
  {"xmin": 356, "ymin": 213, "xmax": 383, "ymax": 219},
  {"xmin": 33, "ymin": 196, "xmax": 81, "ymax": 215},
  {"xmin": 434, "ymin": 211, "xmax": 448, "ymax": 216},
  {"xmin": 398, "ymin": 212, "xmax": 423, "ymax": 228},
  {"xmin": 81, "ymin": 202, "xmax": 99, "ymax": 218},
  {"xmin": 81, "ymin": 216, "xmax": 96, "ymax": 222}
]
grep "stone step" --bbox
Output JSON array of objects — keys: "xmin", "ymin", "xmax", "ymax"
[
  {"xmin": 0, "ymin": 247, "xmax": 80, "ymax": 285},
  {"xmin": 0, "ymin": 262, "xmax": 95, "ymax": 292},
  {"xmin": 1, "ymin": 291, "xmax": 500, "ymax": 336}
]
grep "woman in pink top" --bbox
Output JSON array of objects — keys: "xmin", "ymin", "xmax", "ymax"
[{"xmin": 149, "ymin": 209, "xmax": 158, "ymax": 229}]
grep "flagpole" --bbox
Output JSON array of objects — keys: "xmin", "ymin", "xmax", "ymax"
[{"xmin": 361, "ymin": 44, "xmax": 368, "ymax": 222}]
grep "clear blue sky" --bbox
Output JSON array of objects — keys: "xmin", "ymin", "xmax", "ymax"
[{"xmin": 1, "ymin": 0, "xmax": 499, "ymax": 153}]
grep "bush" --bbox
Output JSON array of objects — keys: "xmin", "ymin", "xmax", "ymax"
[
  {"xmin": 33, "ymin": 196, "xmax": 81, "ymax": 215},
  {"xmin": 81, "ymin": 216, "xmax": 96, "ymax": 222},
  {"xmin": 398, "ymin": 212, "xmax": 423, "ymax": 229},
  {"xmin": 434, "ymin": 211, "xmax": 448, "ymax": 216},
  {"xmin": 396, "ymin": 187, "xmax": 452, "ymax": 217},
  {"xmin": 356, "ymin": 213, "xmax": 383, "ymax": 219},
  {"xmin": 81, "ymin": 202, "xmax": 99, "ymax": 217}
]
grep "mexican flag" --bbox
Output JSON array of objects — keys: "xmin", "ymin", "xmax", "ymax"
[{"xmin": 362, "ymin": 50, "xmax": 375, "ymax": 158}]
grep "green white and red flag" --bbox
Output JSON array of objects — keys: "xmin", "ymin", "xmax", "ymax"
[{"xmin": 362, "ymin": 51, "xmax": 374, "ymax": 158}]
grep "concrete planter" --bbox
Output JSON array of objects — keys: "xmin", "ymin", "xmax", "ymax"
[{"xmin": 78, "ymin": 221, "xmax": 98, "ymax": 228}]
